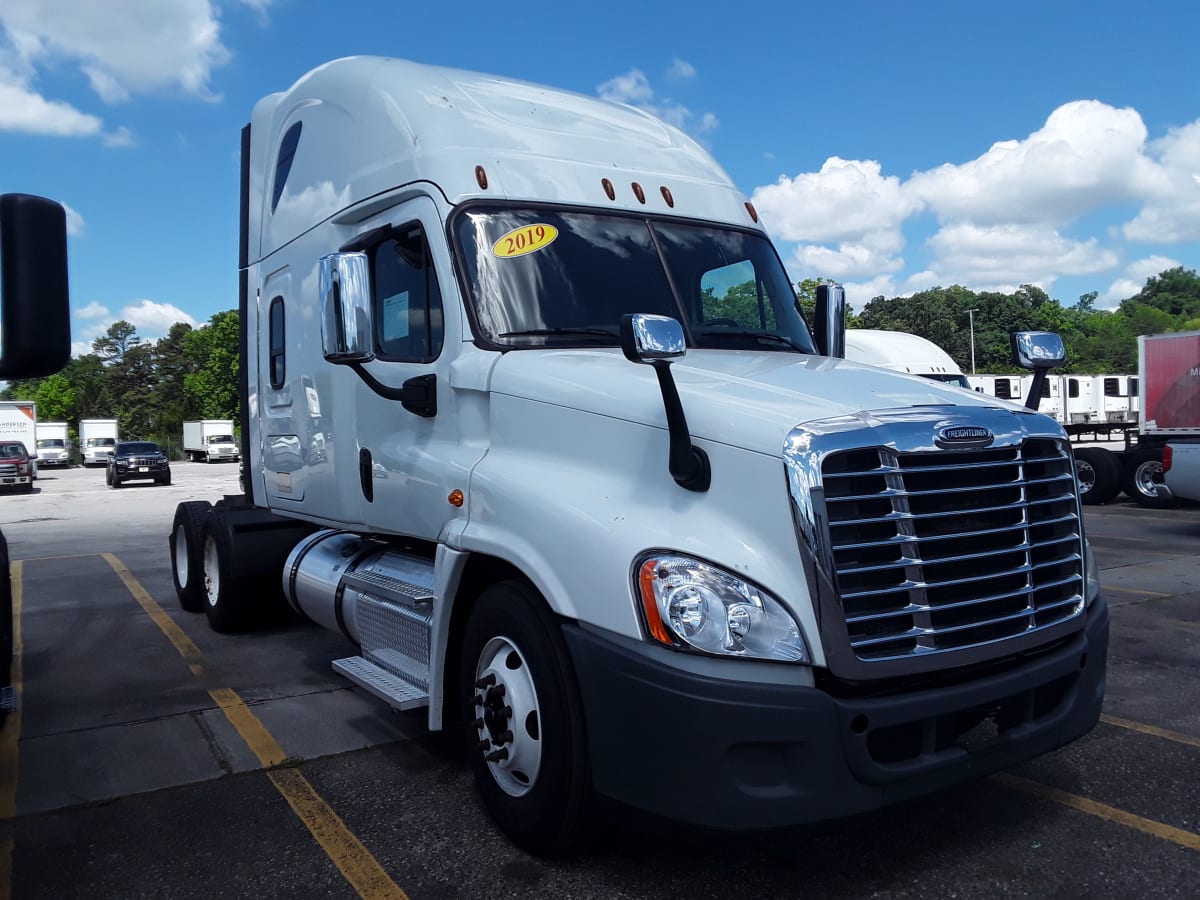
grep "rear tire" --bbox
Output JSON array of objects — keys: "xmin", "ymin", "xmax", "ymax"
[
  {"xmin": 1073, "ymin": 448, "xmax": 1121, "ymax": 505},
  {"xmin": 170, "ymin": 501, "xmax": 212, "ymax": 613},
  {"xmin": 460, "ymin": 580, "xmax": 591, "ymax": 855},
  {"xmin": 201, "ymin": 506, "xmax": 259, "ymax": 633},
  {"xmin": 1123, "ymin": 448, "xmax": 1177, "ymax": 508}
]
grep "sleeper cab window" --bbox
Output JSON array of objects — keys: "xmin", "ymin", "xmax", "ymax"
[
  {"xmin": 271, "ymin": 121, "xmax": 303, "ymax": 214},
  {"xmin": 371, "ymin": 224, "xmax": 444, "ymax": 362},
  {"xmin": 269, "ymin": 296, "xmax": 285, "ymax": 388}
]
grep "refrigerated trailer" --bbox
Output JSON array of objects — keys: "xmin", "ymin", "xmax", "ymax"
[{"xmin": 166, "ymin": 56, "xmax": 1107, "ymax": 853}]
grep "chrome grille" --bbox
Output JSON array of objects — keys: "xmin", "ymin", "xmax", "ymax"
[{"xmin": 821, "ymin": 437, "xmax": 1083, "ymax": 662}]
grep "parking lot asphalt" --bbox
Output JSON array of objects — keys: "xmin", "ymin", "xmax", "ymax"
[{"xmin": 1, "ymin": 465, "xmax": 1198, "ymax": 898}]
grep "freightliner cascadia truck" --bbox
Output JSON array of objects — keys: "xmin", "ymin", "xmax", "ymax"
[{"xmin": 168, "ymin": 57, "xmax": 1107, "ymax": 853}]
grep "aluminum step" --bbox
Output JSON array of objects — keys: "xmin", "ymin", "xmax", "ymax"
[
  {"xmin": 332, "ymin": 656, "xmax": 429, "ymax": 711},
  {"xmin": 342, "ymin": 568, "xmax": 433, "ymax": 609}
]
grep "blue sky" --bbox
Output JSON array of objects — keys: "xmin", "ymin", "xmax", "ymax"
[{"xmin": 2, "ymin": 0, "xmax": 1198, "ymax": 355}]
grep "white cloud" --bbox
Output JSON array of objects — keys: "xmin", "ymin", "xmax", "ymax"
[
  {"xmin": 921, "ymin": 223, "xmax": 1119, "ymax": 292},
  {"xmin": 0, "ymin": 74, "xmax": 102, "ymax": 135},
  {"xmin": 0, "ymin": 0, "xmax": 245, "ymax": 137},
  {"xmin": 753, "ymin": 157, "xmax": 918, "ymax": 245},
  {"xmin": 1097, "ymin": 254, "xmax": 1182, "ymax": 309},
  {"xmin": 76, "ymin": 301, "xmax": 109, "ymax": 319},
  {"xmin": 666, "ymin": 58, "xmax": 696, "ymax": 81},
  {"xmin": 596, "ymin": 66, "xmax": 718, "ymax": 139},
  {"xmin": 71, "ymin": 298, "xmax": 197, "ymax": 357},
  {"xmin": 597, "ymin": 69, "xmax": 653, "ymax": 105},
  {"xmin": 120, "ymin": 299, "xmax": 198, "ymax": 334},
  {"xmin": 906, "ymin": 100, "xmax": 1162, "ymax": 225},
  {"xmin": 1122, "ymin": 118, "xmax": 1200, "ymax": 243},
  {"xmin": 102, "ymin": 125, "xmax": 134, "ymax": 148}
]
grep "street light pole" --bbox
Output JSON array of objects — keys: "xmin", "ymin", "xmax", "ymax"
[{"xmin": 966, "ymin": 308, "xmax": 979, "ymax": 374}]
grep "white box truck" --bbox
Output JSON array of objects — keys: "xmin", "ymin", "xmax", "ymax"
[
  {"xmin": 79, "ymin": 418, "xmax": 118, "ymax": 467},
  {"xmin": 182, "ymin": 419, "xmax": 239, "ymax": 463},
  {"xmin": 167, "ymin": 57, "xmax": 1107, "ymax": 853},
  {"xmin": 35, "ymin": 421, "xmax": 70, "ymax": 468},
  {"xmin": 0, "ymin": 401, "xmax": 37, "ymax": 477}
]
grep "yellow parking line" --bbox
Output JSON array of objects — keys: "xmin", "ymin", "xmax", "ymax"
[
  {"xmin": 99, "ymin": 553, "xmax": 409, "ymax": 899},
  {"xmin": 1101, "ymin": 714, "xmax": 1200, "ymax": 750},
  {"xmin": 993, "ymin": 772, "xmax": 1200, "ymax": 851},
  {"xmin": 0, "ymin": 561, "xmax": 25, "ymax": 900}
]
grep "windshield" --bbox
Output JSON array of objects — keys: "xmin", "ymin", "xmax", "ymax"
[
  {"xmin": 923, "ymin": 373, "xmax": 972, "ymax": 389},
  {"xmin": 86, "ymin": 437, "xmax": 116, "ymax": 447},
  {"xmin": 207, "ymin": 434, "xmax": 234, "ymax": 444},
  {"xmin": 37, "ymin": 438, "xmax": 65, "ymax": 449},
  {"xmin": 452, "ymin": 205, "xmax": 815, "ymax": 353},
  {"xmin": 0, "ymin": 443, "xmax": 26, "ymax": 459}
]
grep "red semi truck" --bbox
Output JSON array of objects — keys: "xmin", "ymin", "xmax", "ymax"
[{"xmin": 1073, "ymin": 330, "xmax": 1200, "ymax": 507}]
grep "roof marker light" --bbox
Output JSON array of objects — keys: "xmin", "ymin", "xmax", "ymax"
[
  {"xmin": 745, "ymin": 201, "xmax": 759, "ymax": 223},
  {"xmin": 632, "ymin": 182, "xmax": 646, "ymax": 204},
  {"xmin": 475, "ymin": 166, "xmax": 488, "ymax": 190},
  {"xmin": 660, "ymin": 186, "xmax": 674, "ymax": 208},
  {"xmin": 602, "ymin": 178, "xmax": 615, "ymax": 201}
]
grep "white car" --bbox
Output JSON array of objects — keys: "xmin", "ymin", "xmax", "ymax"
[{"xmin": 1163, "ymin": 441, "xmax": 1200, "ymax": 503}]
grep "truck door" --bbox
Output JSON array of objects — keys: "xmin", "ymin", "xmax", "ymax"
[{"xmin": 348, "ymin": 197, "xmax": 472, "ymax": 540}]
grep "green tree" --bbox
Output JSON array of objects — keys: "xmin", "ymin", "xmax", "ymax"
[
  {"xmin": 32, "ymin": 374, "xmax": 76, "ymax": 421},
  {"xmin": 183, "ymin": 310, "xmax": 240, "ymax": 420}
]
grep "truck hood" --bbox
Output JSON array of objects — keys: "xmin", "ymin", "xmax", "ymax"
[{"xmin": 489, "ymin": 348, "xmax": 1018, "ymax": 456}]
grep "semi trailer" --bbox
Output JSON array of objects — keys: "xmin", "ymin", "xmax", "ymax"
[{"xmin": 168, "ymin": 57, "xmax": 1107, "ymax": 852}]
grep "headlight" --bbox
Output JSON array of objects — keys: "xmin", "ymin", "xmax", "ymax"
[
  {"xmin": 1084, "ymin": 537, "xmax": 1100, "ymax": 607},
  {"xmin": 634, "ymin": 554, "xmax": 809, "ymax": 662}
]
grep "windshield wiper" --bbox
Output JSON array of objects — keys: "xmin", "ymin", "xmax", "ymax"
[
  {"xmin": 697, "ymin": 329, "xmax": 809, "ymax": 353},
  {"xmin": 499, "ymin": 327, "xmax": 618, "ymax": 339}
]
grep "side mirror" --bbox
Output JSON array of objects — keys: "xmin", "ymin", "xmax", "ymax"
[
  {"xmin": 319, "ymin": 252, "xmax": 373, "ymax": 363},
  {"xmin": 1011, "ymin": 331, "xmax": 1065, "ymax": 369},
  {"xmin": 620, "ymin": 314, "xmax": 709, "ymax": 492},
  {"xmin": 813, "ymin": 284, "xmax": 846, "ymax": 358},
  {"xmin": 0, "ymin": 194, "xmax": 71, "ymax": 379},
  {"xmin": 619, "ymin": 313, "xmax": 686, "ymax": 362},
  {"xmin": 1011, "ymin": 331, "xmax": 1066, "ymax": 411}
]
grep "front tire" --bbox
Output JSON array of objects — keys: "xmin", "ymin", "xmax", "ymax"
[
  {"xmin": 170, "ymin": 500, "xmax": 212, "ymax": 613},
  {"xmin": 460, "ymin": 580, "xmax": 591, "ymax": 855}
]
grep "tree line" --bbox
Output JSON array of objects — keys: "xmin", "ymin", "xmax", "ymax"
[
  {"xmin": 3, "ymin": 266, "xmax": 1196, "ymax": 452},
  {"xmin": 804, "ymin": 265, "xmax": 1200, "ymax": 375},
  {"xmin": 0, "ymin": 310, "xmax": 239, "ymax": 457}
]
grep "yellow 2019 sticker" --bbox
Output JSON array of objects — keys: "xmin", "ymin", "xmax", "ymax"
[{"xmin": 491, "ymin": 224, "xmax": 558, "ymax": 258}]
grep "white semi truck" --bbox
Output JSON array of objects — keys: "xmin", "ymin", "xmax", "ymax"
[
  {"xmin": 844, "ymin": 330, "xmax": 971, "ymax": 388},
  {"xmin": 183, "ymin": 419, "xmax": 240, "ymax": 463},
  {"xmin": 79, "ymin": 418, "xmax": 119, "ymax": 467},
  {"xmin": 35, "ymin": 421, "xmax": 70, "ymax": 468},
  {"xmin": 168, "ymin": 57, "xmax": 1107, "ymax": 853}
]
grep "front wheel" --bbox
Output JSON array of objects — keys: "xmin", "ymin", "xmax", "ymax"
[{"xmin": 460, "ymin": 580, "xmax": 591, "ymax": 855}]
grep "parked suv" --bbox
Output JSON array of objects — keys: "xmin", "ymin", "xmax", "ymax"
[
  {"xmin": 0, "ymin": 442, "xmax": 34, "ymax": 493},
  {"xmin": 107, "ymin": 441, "xmax": 171, "ymax": 488}
]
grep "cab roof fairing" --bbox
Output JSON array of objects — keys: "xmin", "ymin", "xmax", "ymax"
[{"xmin": 247, "ymin": 56, "xmax": 759, "ymax": 263}]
